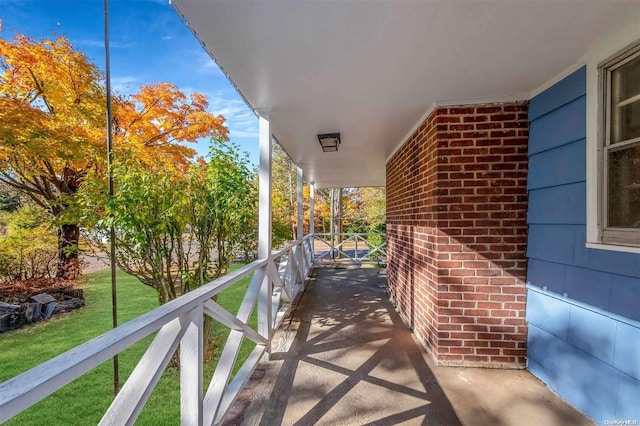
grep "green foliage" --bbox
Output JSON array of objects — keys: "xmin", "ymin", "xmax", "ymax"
[
  {"xmin": 271, "ymin": 143, "xmax": 297, "ymax": 247},
  {"xmin": 272, "ymin": 219, "xmax": 293, "ymax": 248},
  {"xmin": 204, "ymin": 141, "xmax": 258, "ymax": 272},
  {"xmin": 368, "ymin": 222, "xmax": 386, "ymax": 265},
  {"xmin": 342, "ymin": 187, "xmax": 385, "ymax": 232},
  {"xmin": 0, "ymin": 205, "xmax": 57, "ymax": 282},
  {"xmin": 78, "ymin": 139, "xmax": 257, "ymax": 304}
]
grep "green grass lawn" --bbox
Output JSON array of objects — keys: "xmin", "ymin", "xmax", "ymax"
[{"xmin": 0, "ymin": 266, "xmax": 256, "ymax": 425}]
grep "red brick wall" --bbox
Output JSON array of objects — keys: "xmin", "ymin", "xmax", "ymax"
[{"xmin": 386, "ymin": 102, "xmax": 529, "ymax": 368}]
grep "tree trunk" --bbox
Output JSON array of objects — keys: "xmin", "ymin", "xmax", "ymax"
[{"xmin": 56, "ymin": 223, "xmax": 81, "ymax": 280}]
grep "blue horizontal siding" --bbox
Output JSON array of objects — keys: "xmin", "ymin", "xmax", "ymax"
[
  {"xmin": 610, "ymin": 275, "xmax": 640, "ymax": 321},
  {"xmin": 529, "ymin": 66, "xmax": 586, "ymax": 121},
  {"xmin": 617, "ymin": 371, "xmax": 640, "ymax": 419},
  {"xmin": 527, "ymin": 224, "xmax": 579, "ymax": 265},
  {"xmin": 527, "ymin": 258, "xmax": 565, "ymax": 294},
  {"xmin": 589, "ymin": 249, "xmax": 640, "ymax": 278},
  {"xmin": 527, "ymin": 68, "xmax": 640, "ymax": 424},
  {"xmin": 528, "ymin": 182, "xmax": 585, "ymax": 224},
  {"xmin": 527, "ymin": 290, "xmax": 640, "ymax": 424},
  {"xmin": 614, "ymin": 322, "xmax": 640, "ymax": 380},
  {"xmin": 564, "ymin": 266, "xmax": 613, "ymax": 311},
  {"xmin": 526, "ymin": 289, "xmax": 570, "ymax": 340},
  {"xmin": 528, "ymin": 139, "xmax": 585, "ymax": 190},
  {"xmin": 568, "ymin": 304, "xmax": 616, "ymax": 364},
  {"xmin": 529, "ymin": 96, "xmax": 586, "ymax": 156}
]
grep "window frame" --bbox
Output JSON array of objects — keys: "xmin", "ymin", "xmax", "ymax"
[
  {"xmin": 599, "ymin": 42, "xmax": 640, "ymax": 246},
  {"xmin": 583, "ymin": 12, "xmax": 640, "ymax": 255}
]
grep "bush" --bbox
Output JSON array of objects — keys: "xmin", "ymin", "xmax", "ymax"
[
  {"xmin": 0, "ymin": 206, "xmax": 57, "ymax": 283},
  {"xmin": 368, "ymin": 223, "xmax": 386, "ymax": 265}
]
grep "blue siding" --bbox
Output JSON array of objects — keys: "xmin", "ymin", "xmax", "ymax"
[
  {"xmin": 529, "ymin": 96, "xmax": 586, "ymax": 155},
  {"xmin": 528, "ymin": 182, "xmax": 586, "ymax": 224},
  {"xmin": 527, "ymin": 259, "xmax": 565, "ymax": 294},
  {"xmin": 527, "ymin": 66, "xmax": 640, "ymax": 423},
  {"xmin": 610, "ymin": 275, "xmax": 640, "ymax": 320},
  {"xmin": 529, "ymin": 66, "xmax": 587, "ymax": 121},
  {"xmin": 563, "ymin": 266, "xmax": 612, "ymax": 311},
  {"xmin": 527, "ymin": 289, "xmax": 640, "ymax": 424},
  {"xmin": 528, "ymin": 139, "xmax": 585, "ymax": 190},
  {"xmin": 614, "ymin": 322, "xmax": 640, "ymax": 380}
]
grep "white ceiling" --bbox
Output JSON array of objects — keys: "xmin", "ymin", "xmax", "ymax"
[{"xmin": 171, "ymin": 0, "xmax": 640, "ymax": 188}]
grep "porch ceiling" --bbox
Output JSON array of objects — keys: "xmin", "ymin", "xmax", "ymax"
[{"xmin": 171, "ymin": 0, "xmax": 640, "ymax": 189}]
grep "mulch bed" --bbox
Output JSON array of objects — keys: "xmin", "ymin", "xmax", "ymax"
[
  {"xmin": 0, "ymin": 278, "xmax": 85, "ymax": 333},
  {"xmin": 0, "ymin": 278, "xmax": 76, "ymax": 302}
]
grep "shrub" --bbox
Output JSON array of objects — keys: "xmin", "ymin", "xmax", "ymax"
[
  {"xmin": 0, "ymin": 205, "xmax": 58, "ymax": 282},
  {"xmin": 368, "ymin": 223, "xmax": 386, "ymax": 265}
]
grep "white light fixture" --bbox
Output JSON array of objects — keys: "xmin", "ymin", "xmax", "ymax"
[{"xmin": 317, "ymin": 133, "xmax": 340, "ymax": 152}]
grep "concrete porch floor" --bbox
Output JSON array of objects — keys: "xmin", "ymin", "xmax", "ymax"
[{"xmin": 225, "ymin": 267, "xmax": 593, "ymax": 426}]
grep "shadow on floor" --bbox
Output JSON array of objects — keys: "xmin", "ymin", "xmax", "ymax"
[
  {"xmin": 257, "ymin": 267, "xmax": 461, "ymax": 426},
  {"xmin": 229, "ymin": 267, "xmax": 592, "ymax": 426}
]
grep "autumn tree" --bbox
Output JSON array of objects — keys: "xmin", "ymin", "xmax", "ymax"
[
  {"xmin": 343, "ymin": 187, "xmax": 386, "ymax": 232},
  {"xmin": 271, "ymin": 142, "xmax": 297, "ymax": 247},
  {"xmin": 0, "ymin": 33, "xmax": 227, "ymax": 279}
]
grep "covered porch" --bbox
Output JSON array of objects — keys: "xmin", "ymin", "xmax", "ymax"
[
  {"xmin": 225, "ymin": 267, "xmax": 590, "ymax": 426},
  {"xmin": 2, "ymin": 1, "xmax": 640, "ymax": 424}
]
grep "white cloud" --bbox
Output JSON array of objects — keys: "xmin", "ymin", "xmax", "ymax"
[
  {"xmin": 194, "ymin": 50, "xmax": 224, "ymax": 76},
  {"xmin": 207, "ymin": 93, "xmax": 258, "ymax": 140},
  {"xmin": 111, "ymin": 76, "xmax": 138, "ymax": 94},
  {"xmin": 77, "ymin": 39, "xmax": 134, "ymax": 49},
  {"xmin": 161, "ymin": 35, "xmax": 174, "ymax": 41}
]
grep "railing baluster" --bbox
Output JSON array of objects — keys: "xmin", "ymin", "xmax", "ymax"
[
  {"xmin": 181, "ymin": 305, "xmax": 203, "ymax": 426},
  {"xmin": 213, "ymin": 344, "xmax": 266, "ymax": 425},
  {"xmin": 204, "ymin": 330, "xmax": 244, "ymax": 425},
  {"xmin": 1, "ymin": 237, "xmax": 322, "ymax": 425},
  {"xmin": 203, "ymin": 300, "xmax": 267, "ymax": 345},
  {"xmin": 258, "ymin": 266, "xmax": 272, "ymax": 359},
  {"xmin": 100, "ymin": 316, "xmax": 188, "ymax": 425},
  {"xmin": 355, "ymin": 234, "xmax": 359, "ymax": 261},
  {"xmin": 202, "ymin": 268, "xmax": 263, "ymax": 424},
  {"xmin": 268, "ymin": 261, "xmax": 290, "ymax": 302}
]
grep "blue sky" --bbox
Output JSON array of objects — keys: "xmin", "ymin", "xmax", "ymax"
[{"xmin": 0, "ymin": 0, "xmax": 259, "ymax": 163}]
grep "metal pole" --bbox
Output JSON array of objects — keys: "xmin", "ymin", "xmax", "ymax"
[{"xmin": 103, "ymin": 0, "xmax": 119, "ymax": 396}]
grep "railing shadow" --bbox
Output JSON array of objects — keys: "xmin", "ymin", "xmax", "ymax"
[{"xmin": 258, "ymin": 267, "xmax": 461, "ymax": 425}]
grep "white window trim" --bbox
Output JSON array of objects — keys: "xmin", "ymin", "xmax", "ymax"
[{"xmin": 585, "ymin": 11, "xmax": 640, "ymax": 254}]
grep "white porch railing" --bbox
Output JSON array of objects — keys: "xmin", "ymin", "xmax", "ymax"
[
  {"xmin": 0, "ymin": 234, "xmax": 315, "ymax": 425},
  {"xmin": 313, "ymin": 232, "xmax": 386, "ymax": 265}
]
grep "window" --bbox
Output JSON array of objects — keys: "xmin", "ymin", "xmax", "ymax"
[{"xmin": 600, "ymin": 43, "xmax": 640, "ymax": 245}]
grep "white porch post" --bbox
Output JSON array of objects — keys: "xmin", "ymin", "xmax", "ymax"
[
  {"xmin": 297, "ymin": 166, "xmax": 303, "ymax": 241},
  {"xmin": 258, "ymin": 113, "xmax": 272, "ymax": 259},
  {"xmin": 310, "ymin": 182, "xmax": 315, "ymax": 256},
  {"xmin": 257, "ymin": 112, "xmax": 272, "ymax": 359}
]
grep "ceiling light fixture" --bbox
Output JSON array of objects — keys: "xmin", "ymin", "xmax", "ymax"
[{"xmin": 317, "ymin": 133, "xmax": 341, "ymax": 152}]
